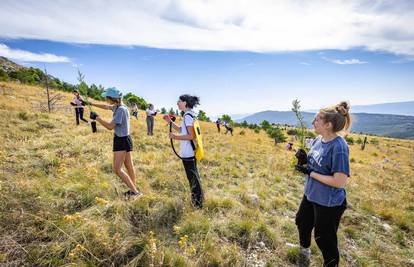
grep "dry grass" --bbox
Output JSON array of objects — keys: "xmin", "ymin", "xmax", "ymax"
[{"xmin": 0, "ymin": 81, "xmax": 413, "ymax": 266}]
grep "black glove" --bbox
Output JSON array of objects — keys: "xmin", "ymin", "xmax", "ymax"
[
  {"xmin": 295, "ymin": 164, "xmax": 312, "ymax": 175},
  {"xmin": 70, "ymin": 102, "xmax": 76, "ymax": 106},
  {"xmin": 81, "ymin": 100, "xmax": 89, "ymax": 106},
  {"xmin": 90, "ymin": 111, "xmax": 98, "ymax": 120},
  {"xmin": 295, "ymin": 148, "xmax": 308, "ymax": 166}
]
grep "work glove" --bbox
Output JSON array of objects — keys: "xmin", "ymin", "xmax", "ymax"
[
  {"xmin": 295, "ymin": 164, "xmax": 312, "ymax": 175},
  {"xmin": 295, "ymin": 148, "xmax": 308, "ymax": 166},
  {"xmin": 90, "ymin": 111, "xmax": 99, "ymax": 120},
  {"xmin": 81, "ymin": 100, "xmax": 89, "ymax": 106}
]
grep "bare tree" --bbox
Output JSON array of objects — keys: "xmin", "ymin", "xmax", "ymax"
[{"xmin": 41, "ymin": 67, "xmax": 63, "ymax": 112}]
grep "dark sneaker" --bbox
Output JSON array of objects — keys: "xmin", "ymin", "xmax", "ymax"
[
  {"xmin": 129, "ymin": 191, "xmax": 142, "ymax": 200},
  {"xmin": 123, "ymin": 190, "xmax": 142, "ymax": 200},
  {"xmin": 123, "ymin": 190, "xmax": 133, "ymax": 197}
]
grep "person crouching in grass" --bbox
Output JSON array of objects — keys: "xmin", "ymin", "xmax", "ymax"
[{"xmin": 89, "ymin": 87, "xmax": 141, "ymax": 199}]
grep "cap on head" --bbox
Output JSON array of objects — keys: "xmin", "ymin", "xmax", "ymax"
[{"xmin": 101, "ymin": 87, "xmax": 122, "ymax": 99}]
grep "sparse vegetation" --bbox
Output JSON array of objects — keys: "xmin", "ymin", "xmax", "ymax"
[{"xmin": 0, "ymin": 81, "xmax": 413, "ymax": 266}]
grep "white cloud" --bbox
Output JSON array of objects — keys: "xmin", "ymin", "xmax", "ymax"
[
  {"xmin": 0, "ymin": 0, "xmax": 413, "ymax": 55},
  {"xmin": 323, "ymin": 57, "xmax": 368, "ymax": 65},
  {"xmin": 0, "ymin": 44, "xmax": 70, "ymax": 62}
]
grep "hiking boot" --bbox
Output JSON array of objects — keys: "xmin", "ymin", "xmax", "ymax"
[{"xmin": 298, "ymin": 246, "xmax": 310, "ymax": 267}]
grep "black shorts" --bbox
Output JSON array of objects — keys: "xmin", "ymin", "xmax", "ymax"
[{"xmin": 113, "ymin": 135, "xmax": 133, "ymax": 152}]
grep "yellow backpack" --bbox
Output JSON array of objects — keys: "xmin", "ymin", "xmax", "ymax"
[
  {"xmin": 169, "ymin": 113, "xmax": 204, "ymax": 161},
  {"xmin": 184, "ymin": 113, "xmax": 204, "ymax": 161}
]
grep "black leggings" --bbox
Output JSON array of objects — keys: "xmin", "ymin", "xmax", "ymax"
[
  {"xmin": 75, "ymin": 107, "xmax": 88, "ymax": 125},
  {"xmin": 182, "ymin": 157, "xmax": 203, "ymax": 208},
  {"xmin": 295, "ymin": 195, "xmax": 347, "ymax": 267}
]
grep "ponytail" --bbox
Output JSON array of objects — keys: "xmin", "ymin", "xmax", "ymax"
[
  {"xmin": 179, "ymin": 94, "xmax": 200, "ymax": 109},
  {"xmin": 320, "ymin": 101, "xmax": 351, "ymax": 134}
]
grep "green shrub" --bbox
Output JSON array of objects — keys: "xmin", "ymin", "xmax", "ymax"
[
  {"xmin": 267, "ymin": 127, "xmax": 287, "ymax": 145},
  {"xmin": 285, "ymin": 247, "xmax": 300, "ymax": 264},
  {"xmin": 228, "ymin": 219, "xmax": 254, "ymax": 248},
  {"xmin": 345, "ymin": 135, "xmax": 354, "ymax": 145},
  {"xmin": 18, "ymin": 111, "xmax": 29, "ymax": 120},
  {"xmin": 370, "ymin": 138, "xmax": 379, "ymax": 145}
]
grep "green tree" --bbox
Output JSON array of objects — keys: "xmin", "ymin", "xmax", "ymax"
[
  {"xmin": 221, "ymin": 114, "xmax": 234, "ymax": 127},
  {"xmin": 267, "ymin": 127, "xmax": 287, "ymax": 145},
  {"xmin": 76, "ymin": 70, "xmax": 89, "ymax": 97},
  {"xmin": 197, "ymin": 110, "xmax": 210, "ymax": 121},
  {"xmin": 0, "ymin": 69, "xmax": 8, "ymax": 81},
  {"xmin": 345, "ymin": 135, "xmax": 354, "ymax": 145},
  {"xmin": 123, "ymin": 92, "xmax": 148, "ymax": 109},
  {"xmin": 260, "ymin": 120, "xmax": 271, "ymax": 130},
  {"xmin": 292, "ymin": 99, "xmax": 306, "ymax": 150},
  {"xmin": 169, "ymin": 107, "xmax": 175, "ymax": 115},
  {"xmin": 89, "ymin": 83, "xmax": 105, "ymax": 100},
  {"xmin": 161, "ymin": 107, "xmax": 167, "ymax": 114}
]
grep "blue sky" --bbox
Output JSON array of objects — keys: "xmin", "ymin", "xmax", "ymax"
[{"xmin": 1, "ymin": 1, "xmax": 414, "ymax": 117}]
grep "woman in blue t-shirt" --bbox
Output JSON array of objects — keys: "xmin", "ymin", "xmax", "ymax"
[
  {"xmin": 89, "ymin": 87, "xmax": 141, "ymax": 200},
  {"xmin": 294, "ymin": 101, "xmax": 351, "ymax": 267}
]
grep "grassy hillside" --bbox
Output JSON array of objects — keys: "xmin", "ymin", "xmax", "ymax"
[{"xmin": 1, "ymin": 81, "xmax": 413, "ymax": 266}]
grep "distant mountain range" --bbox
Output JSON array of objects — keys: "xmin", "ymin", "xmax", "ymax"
[
  {"xmin": 306, "ymin": 101, "xmax": 414, "ymax": 116},
  {"xmin": 238, "ymin": 111, "xmax": 414, "ymax": 139}
]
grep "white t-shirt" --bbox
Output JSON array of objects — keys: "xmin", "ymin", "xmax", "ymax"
[
  {"xmin": 180, "ymin": 111, "xmax": 196, "ymax": 158},
  {"xmin": 72, "ymin": 95, "xmax": 84, "ymax": 106},
  {"xmin": 146, "ymin": 109, "xmax": 156, "ymax": 117}
]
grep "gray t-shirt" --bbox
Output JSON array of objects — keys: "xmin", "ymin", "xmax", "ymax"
[{"xmin": 112, "ymin": 105, "xmax": 130, "ymax": 137}]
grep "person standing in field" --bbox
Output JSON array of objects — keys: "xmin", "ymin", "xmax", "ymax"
[
  {"xmin": 146, "ymin": 104, "xmax": 157, "ymax": 135},
  {"xmin": 131, "ymin": 104, "xmax": 139, "ymax": 120},
  {"xmin": 89, "ymin": 87, "xmax": 141, "ymax": 199},
  {"xmin": 294, "ymin": 101, "xmax": 351, "ymax": 267},
  {"xmin": 216, "ymin": 118, "xmax": 221, "ymax": 133},
  {"xmin": 70, "ymin": 89, "xmax": 89, "ymax": 125},
  {"xmin": 163, "ymin": 94, "xmax": 204, "ymax": 209}
]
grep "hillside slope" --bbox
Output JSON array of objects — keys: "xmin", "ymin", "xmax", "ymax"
[
  {"xmin": 1, "ymin": 82, "xmax": 413, "ymax": 266},
  {"xmin": 239, "ymin": 111, "xmax": 414, "ymax": 139}
]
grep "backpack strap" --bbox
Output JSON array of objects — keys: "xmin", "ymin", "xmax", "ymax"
[
  {"xmin": 169, "ymin": 115, "xmax": 196, "ymax": 161},
  {"xmin": 183, "ymin": 113, "xmax": 196, "ymax": 151}
]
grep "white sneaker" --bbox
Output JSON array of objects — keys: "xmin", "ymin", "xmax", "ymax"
[{"xmin": 298, "ymin": 246, "xmax": 310, "ymax": 267}]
